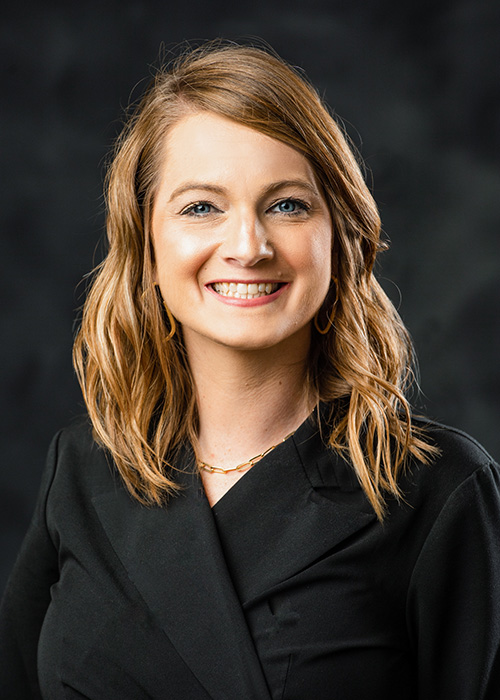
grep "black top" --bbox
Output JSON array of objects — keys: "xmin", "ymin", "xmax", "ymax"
[{"xmin": 1, "ymin": 412, "xmax": 500, "ymax": 699}]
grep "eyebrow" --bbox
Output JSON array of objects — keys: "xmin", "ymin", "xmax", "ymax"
[
  {"xmin": 263, "ymin": 179, "xmax": 320, "ymax": 197},
  {"xmin": 167, "ymin": 178, "xmax": 320, "ymax": 203},
  {"xmin": 168, "ymin": 183, "xmax": 226, "ymax": 202}
]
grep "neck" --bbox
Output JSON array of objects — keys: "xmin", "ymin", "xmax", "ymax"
[{"xmin": 185, "ymin": 333, "xmax": 315, "ymax": 469}]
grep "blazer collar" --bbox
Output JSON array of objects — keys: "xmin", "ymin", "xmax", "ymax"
[
  {"xmin": 92, "ymin": 454, "xmax": 272, "ymax": 700},
  {"xmin": 91, "ymin": 408, "xmax": 376, "ymax": 699},
  {"xmin": 210, "ymin": 410, "xmax": 377, "ymax": 605}
]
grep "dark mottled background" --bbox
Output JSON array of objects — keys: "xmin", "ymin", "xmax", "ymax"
[{"xmin": 1, "ymin": 0, "xmax": 499, "ymax": 591}]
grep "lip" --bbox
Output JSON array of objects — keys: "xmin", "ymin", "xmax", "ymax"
[{"xmin": 205, "ymin": 281, "xmax": 289, "ymax": 307}]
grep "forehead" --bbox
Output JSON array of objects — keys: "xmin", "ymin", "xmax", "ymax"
[{"xmin": 157, "ymin": 111, "xmax": 317, "ymax": 187}]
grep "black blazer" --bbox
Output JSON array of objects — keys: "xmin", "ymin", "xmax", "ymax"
[{"xmin": 1, "ymin": 414, "xmax": 500, "ymax": 699}]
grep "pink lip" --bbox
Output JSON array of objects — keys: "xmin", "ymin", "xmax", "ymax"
[
  {"xmin": 205, "ymin": 279, "xmax": 284, "ymax": 284},
  {"xmin": 205, "ymin": 282, "xmax": 289, "ymax": 307}
]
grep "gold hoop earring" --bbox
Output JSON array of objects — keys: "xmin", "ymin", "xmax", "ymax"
[
  {"xmin": 314, "ymin": 277, "xmax": 338, "ymax": 335},
  {"xmin": 163, "ymin": 302, "xmax": 177, "ymax": 341},
  {"xmin": 154, "ymin": 284, "xmax": 177, "ymax": 340}
]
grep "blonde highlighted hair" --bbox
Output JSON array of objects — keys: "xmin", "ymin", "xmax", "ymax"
[{"xmin": 73, "ymin": 40, "xmax": 436, "ymax": 520}]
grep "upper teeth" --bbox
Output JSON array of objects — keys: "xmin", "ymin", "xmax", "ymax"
[{"xmin": 212, "ymin": 282, "xmax": 279, "ymax": 299}]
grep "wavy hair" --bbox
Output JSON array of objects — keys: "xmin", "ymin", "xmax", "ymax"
[{"xmin": 73, "ymin": 40, "xmax": 437, "ymax": 520}]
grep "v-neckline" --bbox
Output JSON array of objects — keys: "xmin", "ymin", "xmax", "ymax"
[
  {"xmin": 202, "ymin": 407, "xmax": 375, "ymax": 606},
  {"xmin": 205, "ymin": 409, "xmax": 319, "ymax": 510}
]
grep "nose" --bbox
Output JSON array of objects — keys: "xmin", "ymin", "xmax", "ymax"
[{"xmin": 221, "ymin": 211, "xmax": 274, "ymax": 266}]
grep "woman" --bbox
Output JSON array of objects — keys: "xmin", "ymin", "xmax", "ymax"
[{"xmin": 1, "ymin": 41, "xmax": 499, "ymax": 699}]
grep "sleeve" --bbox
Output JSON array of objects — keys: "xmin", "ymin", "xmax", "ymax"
[
  {"xmin": 0, "ymin": 432, "xmax": 61, "ymax": 699},
  {"xmin": 407, "ymin": 461, "xmax": 500, "ymax": 700}
]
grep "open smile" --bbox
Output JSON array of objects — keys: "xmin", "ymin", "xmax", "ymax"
[{"xmin": 210, "ymin": 282, "xmax": 284, "ymax": 300}]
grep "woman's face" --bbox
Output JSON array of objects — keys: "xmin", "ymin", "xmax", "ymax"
[{"xmin": 151, "ymin": 111, "xmax": 332, "ymax": 356}]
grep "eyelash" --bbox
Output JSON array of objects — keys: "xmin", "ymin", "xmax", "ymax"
[
  {"xmin": 269, "ymin": 198, "xmax": 310, "ymax": 216},
  {"xmin": 181, "ymin": 201, "xmax": 219, "ymax": 217},
  {"xmin": 180, "ymin": 198, "xmax": 311, "ymax": 217}
]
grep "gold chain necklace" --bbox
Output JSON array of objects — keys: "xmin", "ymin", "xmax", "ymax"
[{"xmin": 197, "ymin": 430, "xmax": 296, "ymax": 475}]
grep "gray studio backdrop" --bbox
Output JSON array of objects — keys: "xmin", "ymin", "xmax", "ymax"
[{"xmin": 1, "ymin": 0, "xmax": 499, "ymax": 591}]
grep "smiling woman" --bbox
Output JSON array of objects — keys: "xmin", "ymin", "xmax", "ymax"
[
  {"xmin": 1, "ymin": 40, "xmax": 500, "ymax": 700},
  {"xmin": 73, "ymin": 43, "xmax": 435, "ymax": 520},
  {"xmin": 151, "ymin": 112, "xmax": 332, "ymax": 360}
]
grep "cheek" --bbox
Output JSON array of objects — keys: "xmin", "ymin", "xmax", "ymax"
[
  {"xmin": 292, "ymin": 224, "xmax": 332, "ymax": 283},
  {"xmin": 298, "ymin": 225, "xmax": 333, "ymax": 309},
  {"xmin": 153, "ymin": 229, "xmax": 212, "ymax": 287}
]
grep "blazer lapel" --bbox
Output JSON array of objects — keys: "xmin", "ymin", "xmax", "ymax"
[
  {"xmin": 211, "ymin": 414, "xmax": 377, "ymax": 606},
  {"xmin": 91, "ymin": 449, "xmax": 272, "ymax": 700}
]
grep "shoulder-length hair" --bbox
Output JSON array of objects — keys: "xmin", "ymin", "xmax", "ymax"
[{"xmin": 73, "ymin": 40, "xmax": 436, "ymax": 520}]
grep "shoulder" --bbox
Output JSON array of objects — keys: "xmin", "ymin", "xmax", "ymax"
[
  {"xmin": 397, "ymin": 417, "xmax": 499, "ymax": 518},
  {"xmin": 50, "ymin": 414, "xmax": 94, "ymax": 453},
  {"xmin": 415, "ymin": 417, "xmax": 496, "ymax": 478},
  {"xmin": 423, "ymin": 417, "xmax": 493, "ymax": 458},
  {"xmin": 47, "ymin": 415, "xmax": 120, "ymax": 498}
]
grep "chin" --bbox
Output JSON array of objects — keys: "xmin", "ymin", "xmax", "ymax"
[
  {"xmin": 215, "ymin": 326, "xmax": 311, "ymax": 353},
  {"xmin": 183, "ymin": 320, "xmax": 312, "ymax": 354},
  {"xmin": 216, "ymin": 335, "xmax": 281, "ymax": 351}
]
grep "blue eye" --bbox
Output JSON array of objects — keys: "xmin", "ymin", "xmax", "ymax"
[
  {"xmin": 271, "ymin": 199, "xmax": 309, "ymax": 215},
  {"xmin": 183, "ymin": 202, "xmax": 215, "ymax": 216}
]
